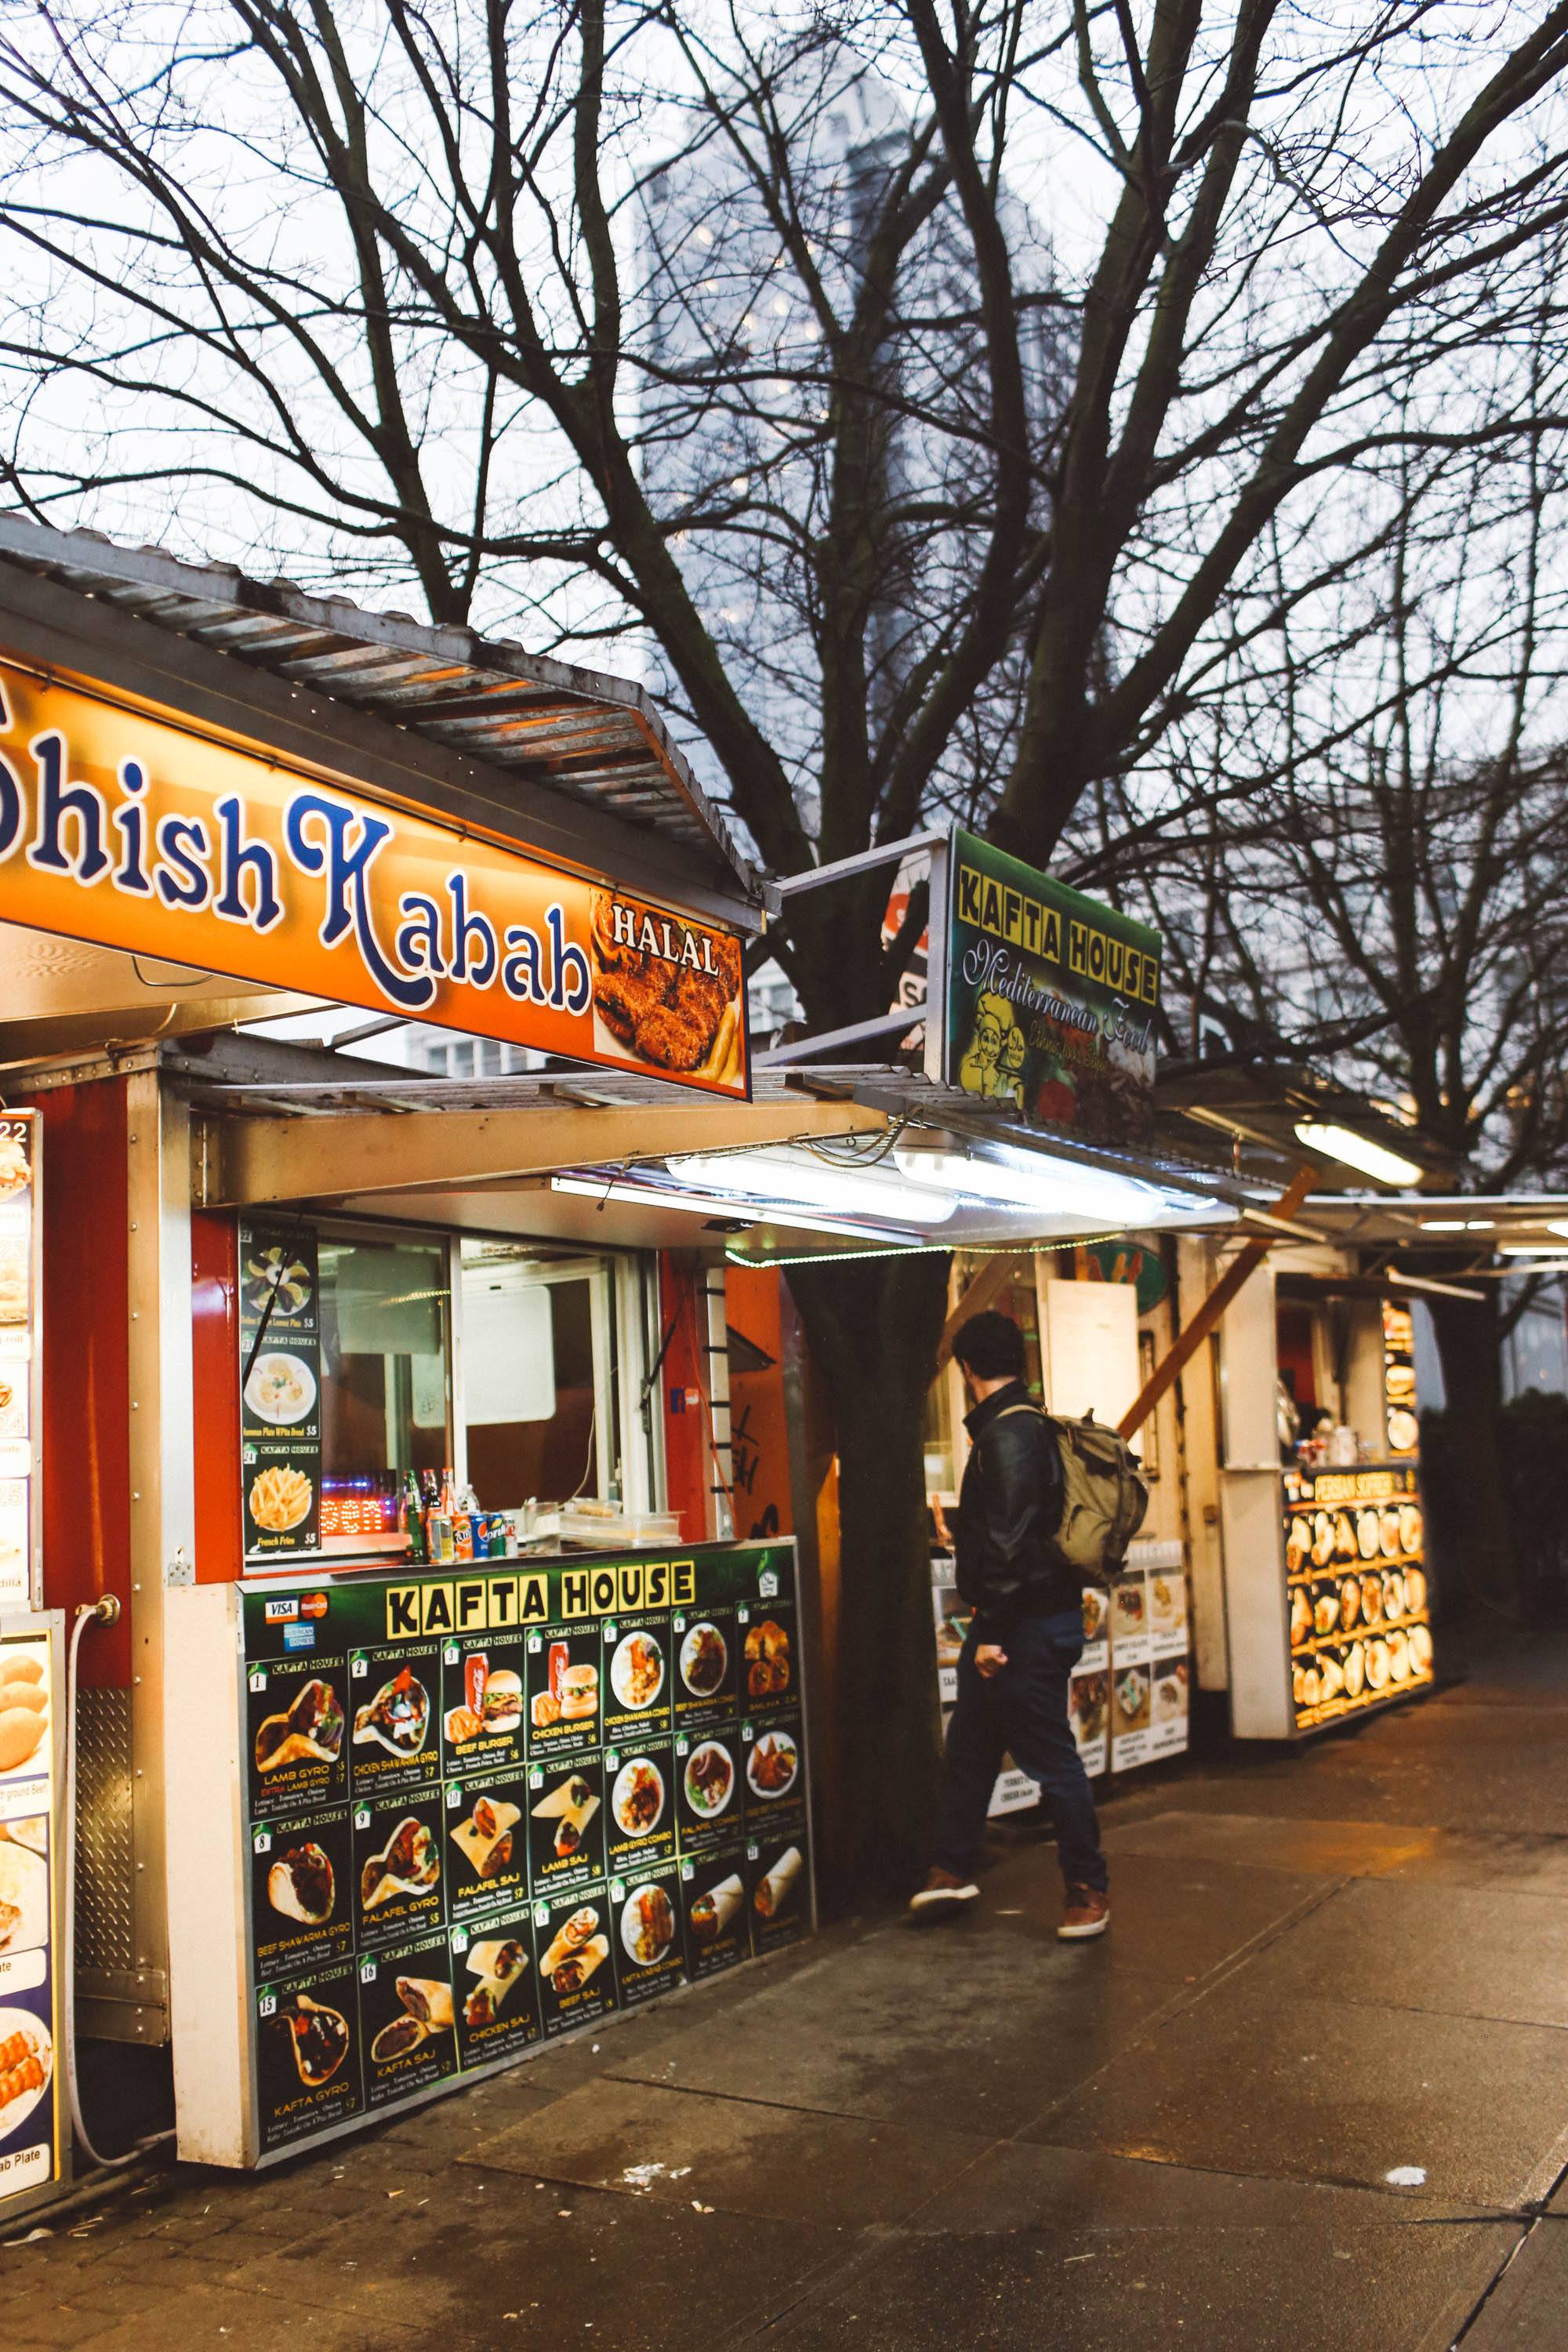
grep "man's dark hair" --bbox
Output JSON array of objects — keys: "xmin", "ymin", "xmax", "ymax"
[{"xmin": 952, "ymin": 1311, "xmax": 1025, "ymax": 1382}]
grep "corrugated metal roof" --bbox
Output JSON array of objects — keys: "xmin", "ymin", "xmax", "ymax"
[{"xmin": 0, "ymin": 516, "xmax": 757, "ymax": 895}]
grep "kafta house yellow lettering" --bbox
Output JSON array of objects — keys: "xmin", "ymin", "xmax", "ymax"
[{"xmin": 0, "ymin": 660, "xmax": 748, "ymax": 1094}]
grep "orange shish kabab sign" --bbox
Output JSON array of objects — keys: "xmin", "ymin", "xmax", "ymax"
[{"xmin": 0, "ymin": 662, "xmax": 748, "ymax": 1094}]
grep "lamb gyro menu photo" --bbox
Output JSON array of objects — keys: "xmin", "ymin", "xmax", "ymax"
[{"xmin": 238, "ymin": 1542, "xmax": 811, "ymax": 2161}]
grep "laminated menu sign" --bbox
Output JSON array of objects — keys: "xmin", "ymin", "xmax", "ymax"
[
  {"xmin": 526, "ymin": 1755, "xmax": 606, "ymax": 1896},
  {"xmin": 439, "ymin": 1632, "xmax": 528, "ymax": 1774},
  {"xmin": 1080, "ymin": 1585, "xmax": 1109, "ymax": 1673},
  {"xmin": 1109, "ymin": 1568, "xmax": 1154, "ymax": 1769},
  {"xmin": 681, "ymin": 1848, "xmax": 749, "ymax": 1978},
  {"xmin": 603, "ymin": 1738, "xmax": 677, "ymax": 1874},
  {"xmin": 1069, "ymin": 1670, "xmax": 1109, "ymax": 1777},
  {"xmin": 358, "ymin": 1929, "xmax": 459, "ymax": 2109},
  {"xmin": 1148, "ymin": 1658, "xmax": 1189, "ymax": 1759},
  {"xmin": 601, "ymin": 1615, "xmax": 673, "ymax": 1740},
  {"xmin": 740, "ymin": 1714, "xmax": 805, "ymax": 1832},
  {"xmin": 444, "ymin": 1770, "xmax": 528, "ymax": 1922},
  {"xmin": 250, "ymin": 1806, "xmax": 354, "ymax": 1976},
  {"xmin": 0, "ymin": 1113, "xmax": 38, "ymax": 1609},
  {"xmin": 609, "ymin": 1861, "xmax": 684, "ymax": 2005},
  {"xmin": 673, "ymin": 1725, "xmax": 743, "ymax": 1854},
  {"xmin": 0, "ymin": 1617, "xmax": 63, "ymax": 2214},
  {"xmin": 536, "ymin": 1886, "xmax": 616, "ymax": 2036},
  {"xmin": 347, "ymin": 1644, "xmax": 441, "ymax": 1797},
  {"xmin": 671, "ymin": 1603, "xmax": 739, "ymax": 1726},
  {"xmin": 525, "ymin": 1622, "xmax": 602, "ymax": 1759},
  {"xmin": 452, "ymin": 1909, "xmax": 540, "ymax": 2066},
  {"xmin": 1285, "ymin": 1464, "xmax": 1432, "ymax": 1733},
  {"xmin": 747, "ymin": 1836, "xmax": 808, "ymax": 1955},
  {"xmin": 231, "ymin": 1543, "xmax": 810, "ymax": 2163},
  {"xmin": 238, "ymin": 1222, "xmax": 321, "ymax": 1557},
  {"xmin": 255, "ymin": 1954, "xmax": 363, "ymax": 2153}
]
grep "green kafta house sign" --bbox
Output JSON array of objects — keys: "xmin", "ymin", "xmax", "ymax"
[{"xmin": 931, "ymin": 829, "xmax": 1163, "ymax": 1149}]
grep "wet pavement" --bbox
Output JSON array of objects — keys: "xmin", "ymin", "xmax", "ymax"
[{"xmin": 9, "ymin": 1625, "xmax": 1568, "ymax": 2349}]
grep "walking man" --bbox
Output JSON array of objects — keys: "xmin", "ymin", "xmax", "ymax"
[{"xmin": 911, "ymin": 1309, "xmax": 1111, "ymax": 1939}]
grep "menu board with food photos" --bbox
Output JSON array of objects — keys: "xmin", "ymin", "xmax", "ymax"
[
  {"xmin": 0, "ymin": 1114, "xmax": 38, "ymax": 1609},
  {"xmin": 0, "ymin": 1615, "xmax": 65, "ymax": 2216},
  {"xmin": 239, "ymin": 1223, "xmax": 321, "ymax": 1557},
  {"xmin": 1284, "ymin": 1464, "xmax": 1432, "ymax": 1733},
  {"xmin": 232, "ymin": 1543, "xmax": 810, "ymax": 2163}
]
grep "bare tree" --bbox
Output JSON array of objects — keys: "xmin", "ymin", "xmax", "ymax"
[
  {"xmin": 2, "ymin": 0, "xmax": 1568, "ymax": 1882},
  {"xmin": 1090, "ymin": 382, "xmax": 1568, "ymax": 1614}
]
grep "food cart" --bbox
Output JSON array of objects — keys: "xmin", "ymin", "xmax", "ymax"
[{"xmin": 1209, "ymin": 1237, "xmax": 1434, "ymax": 1740}]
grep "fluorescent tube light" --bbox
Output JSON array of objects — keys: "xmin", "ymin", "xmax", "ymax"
[
  {"xmin": 1498, "ymin": 1240, "xmax": 1568, "ymax": 1256},
  {"xmin": 892, "ymin": 1146, "xmax": 1198, "ymax": 1225},
  {"xmin": 667, "ymin": 1150, "xmax": 956, "ymax": 1225},
  {"xmin": 1294, "ymin": 1122, "xmax": 1423, "ymax": 1187},
  {"xmin": 1419, "ymin": 1218, "xmax": 1495, "ymax": 1232}
]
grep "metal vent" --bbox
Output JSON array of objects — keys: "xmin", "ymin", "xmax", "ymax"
[{"xmin": 73, "ymin": 1686, "xmax": 136, "ymax": 1978}]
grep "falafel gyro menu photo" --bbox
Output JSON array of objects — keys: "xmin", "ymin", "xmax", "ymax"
[{"xmin": 166, "ymin": 1544, "xmax": 811, "ymax": 2165}]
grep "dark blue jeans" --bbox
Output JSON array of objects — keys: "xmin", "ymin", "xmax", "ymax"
[{"xmin": 933, "ymin": 1610, "xmax": 1107, "ymax": 1895}]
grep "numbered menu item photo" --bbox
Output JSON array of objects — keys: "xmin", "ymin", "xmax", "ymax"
[
  {"xmin": 359, "ymin": 1930, "xmax": 458, "ymax": 2110},
  {"xmin": 441, "ymin": 1639, "xmax": 528, "ymax": 1774},
  {"xmin": 256, "ymin": 1956, "xmax": 362, "ymax": 2155},
  {"xmin": 673, "ymin": 1608, "xmax": 737, "ymax": 1725},
  {"xmin": 610, "ymin": 1864, "xmax": 684, "ymax": 2005},
  {"xmin": 352, "ymin": 1791, "xmax": 445, "ymax": 1948},
  {"xmin": 452, "ymin": 1910, "xmax": 540, "ymax": 2067},
  {"xmin": 739, "ymin": 1603, "xmax": 794, "ymax": 1709},
  {"xmin": 536, "ymin": 1889, "xmax": 615, "ymax": 2037},
  {"xmin": 445, "ymin": 1774, "xmax": 528, "ymax": 1920},
  {"xmin": 682, "ymin": 1849, "xmax": 749, "ymax": 1979},
  {"xmin": 604, "ymin": 1740, "xmax": 676, "ymax": 1873},
  {"xmin": 526, "ymin": 1627, "xmax": 601, "ymax": 1757},
  {"xmin": 602, "ymin": 1618, "xmax": 671, "ymax": 1740},
  {"xmin": 251, "ymin": 1806, "xmax": 354, "ymax": 1977},
  {"xmin": 747, "ymin": 1838, "xmax": 808, "ymax": 1954},
  {"xmin": 675, "ymin": 1728, "xmax": 740, "ymax": 1852},
  {"xmin": 527, "ymin": 1758, "xmax": 606, "ymax": 1895},
  {"xmin": 248, "ymin": 1659, "xmax": 347, "ymax": 1817},
  {"xmin": 349, "ymin": 1650, "xmax": 440, "ymax": 1795},
  {"xmin": 741, "ymin": 1718, "xmax": 804, "ymax": 1827}
]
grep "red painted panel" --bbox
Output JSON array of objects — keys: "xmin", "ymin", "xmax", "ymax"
[
  {"xmin": 29, "ymin": 1079, "xmax": 132, "ymax": 1686},
  {"xmin": 191, "ymin": 1211, "xmax": 242, "ymax": 1584},
  {"xmin": 658, "ymin": 1255, "xmax": 710, "ymax": 1543}
]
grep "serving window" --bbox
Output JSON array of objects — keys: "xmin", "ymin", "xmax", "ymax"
[{"xmin": 240, "ymin": 1215, "xmax": 640, "ymax": 1566}]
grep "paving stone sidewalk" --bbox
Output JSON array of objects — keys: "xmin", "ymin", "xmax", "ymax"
[{"xmin": 9, "ymin": 1628, "xmax": 1568, "ymax": 2350}]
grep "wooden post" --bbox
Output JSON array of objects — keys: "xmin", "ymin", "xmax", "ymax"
[{"xmin": 1116, "ymin": 1167, "xmax": 1316, "ymax": 1440}]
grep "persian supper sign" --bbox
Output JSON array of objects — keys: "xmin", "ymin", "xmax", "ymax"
[
  {"xmin": 0, "ymin": 661, "xmax": 748, "ymax": 1095},
  {"xmin": 931, "ymin": 829, "xmax": 1163, "ymax": 1148}
]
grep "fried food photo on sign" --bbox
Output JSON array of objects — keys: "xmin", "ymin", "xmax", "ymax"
[{"xmin": 590, "ymin": 888, "xmax": 743, "ymax": 1084}]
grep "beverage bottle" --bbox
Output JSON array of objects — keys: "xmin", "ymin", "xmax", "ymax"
[{"xmin": 402, "ymin": 1473, "xmax": 429, "ymax": 1566}]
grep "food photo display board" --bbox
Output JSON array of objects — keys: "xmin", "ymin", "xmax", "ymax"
[
  {"xmin": 169, "ymin": 1544, "xmax": 811, "ymax": 2166},
  {"xmin": 1285, "ymin": 1465, "xmax": 1432, "ymax": 1732},
  {"xmin": 0, "ymin": 1113, "xmax": 38, "ymax": 1609},
  {"xmin": 0, "ymin": 1614, "xmax": 65, "ymax": 2219}
]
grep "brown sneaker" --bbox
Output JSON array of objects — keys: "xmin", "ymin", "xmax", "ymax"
[
  {"xmin": 1058, "ymin": 1885, "xmax": 1110, "ymax": 1940},
  {"xmin": 909, "ymin": 1865, "xmax": 979, "ymax": 1917}
]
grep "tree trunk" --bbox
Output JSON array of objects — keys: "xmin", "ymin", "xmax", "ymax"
[
  {"xmin": 786, "ymin": 1252, "xmax": 952, "ymax": 1904},
  {"xmin": 1424, "ymin": 1285, "xmax": 1523, "ymax": 1622}
]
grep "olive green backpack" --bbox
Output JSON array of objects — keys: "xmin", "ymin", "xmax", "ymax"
[{"xmin": 998, "ymin": 1402, "xmax": 1149, "ymax": 1588}]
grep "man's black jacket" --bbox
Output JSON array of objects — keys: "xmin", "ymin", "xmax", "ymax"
[{"xmin": 954, "ymin": 1379, "xmax": 1076, "ymax": 1637}]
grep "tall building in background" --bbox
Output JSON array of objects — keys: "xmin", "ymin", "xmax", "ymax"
[{"xmin": 637, "ymin": 66, "xmax": 1073, "ymax": 1036}]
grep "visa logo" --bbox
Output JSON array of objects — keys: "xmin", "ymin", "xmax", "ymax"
[{"xmin": 264, "ymin": 1597, "xmax": 299, "ymax": 1623}]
